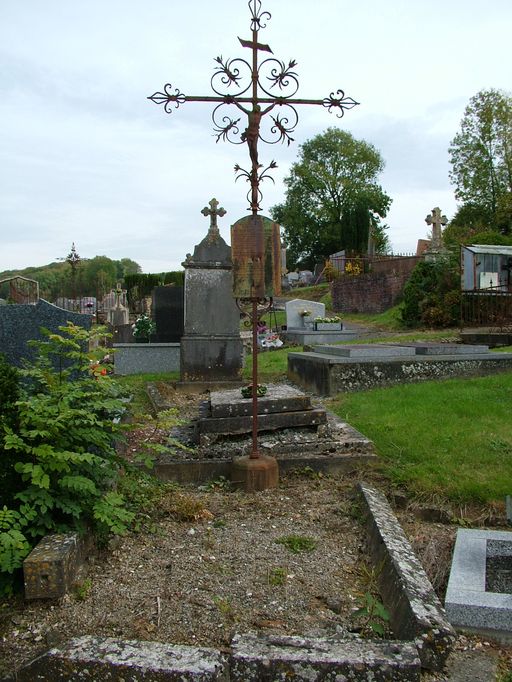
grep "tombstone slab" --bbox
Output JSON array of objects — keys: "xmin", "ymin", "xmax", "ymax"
[
  {"xmin": 285, "ymin": 299, "xmax": 325, "ymax": 329},
  {"xmin": 152, "ymin": 286, "xmax": 184, "ymax": 343},
  {"xmin": 313, "ymin": 344, "xmax": 417, "ymax": 358},
  {"xmin": 394, "ymin": 342, "xmax": 490, "ymax": 356},
  {"xmin": 209, "ymin": 384, "xmax": 312, "ymax": 418},
  {"xmin": 445, "ymin": 529, "xmax": 512, "ymax": 643}
]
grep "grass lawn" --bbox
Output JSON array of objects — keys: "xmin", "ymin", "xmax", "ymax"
[{"xmin": 328, "ymin": 372, "xmax": 512, "ymax": 505}]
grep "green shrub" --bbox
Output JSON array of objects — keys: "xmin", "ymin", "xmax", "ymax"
[
  {"xmin": 0, "ymin": 323, "xmax": 134, "ymax": 595},
  {"xmin": 0, "ymin": 355, "xmax": 21, "ymax": 508},
  {"xmin": 401, "ymin": 258, "xmax": 459, "ymax": 328}
]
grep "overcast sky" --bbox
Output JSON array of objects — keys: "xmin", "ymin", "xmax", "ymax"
[{"xmin": 1, "ymin": 0, "xmax": 511, "ymax": 273}]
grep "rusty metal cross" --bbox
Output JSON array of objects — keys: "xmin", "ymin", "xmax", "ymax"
[{"xmin": 148, "ymin": 0, "xmax": 358, "ymax": 215}]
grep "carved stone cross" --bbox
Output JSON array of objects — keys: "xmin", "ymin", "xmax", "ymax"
[
  {"xmin": 201, "ymin": 197, "xmax": 226, "ymax": 239},
  {"xmin": 425, "ymin": 207, "xmax": 448, "ymax": 251}
]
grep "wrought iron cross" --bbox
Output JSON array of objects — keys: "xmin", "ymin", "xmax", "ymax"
[
  {"xmin": 148, "ymin": 0, "xmax": 358, "ymax": 215},
  {"xmin": 201, "ymin": 198, "xmax": 226, "ymax": 240}
]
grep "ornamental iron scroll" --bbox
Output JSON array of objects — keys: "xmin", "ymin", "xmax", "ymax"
[{"xmin": 148, "ymin": 0, "xmax": 358, "ymax": 215}]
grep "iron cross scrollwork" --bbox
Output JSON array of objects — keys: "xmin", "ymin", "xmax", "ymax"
[{"xmin": 148, "ymin": 0, "xmax": 358, "ymax": 215}]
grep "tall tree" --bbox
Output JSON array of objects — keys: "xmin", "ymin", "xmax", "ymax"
[
  {"xmin": 449, "ymin": 89, "xmax": 512, "ymax": 231},
  {"xmin": 271, "ymin": 128, "xmax": 391, "ymax": 268}
]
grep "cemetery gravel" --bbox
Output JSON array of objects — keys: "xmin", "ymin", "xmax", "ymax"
[{"xmin": 2, "ymin": 473, "xmax": 374, "ymax": 676}]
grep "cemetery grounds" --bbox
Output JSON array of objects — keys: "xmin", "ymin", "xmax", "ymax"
[{"xmin": 1, "ymin": 318, "xmax": 512, "ymax": 679}]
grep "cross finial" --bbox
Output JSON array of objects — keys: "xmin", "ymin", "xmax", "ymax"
[{"xmin": 201, "ymin": 198, "xmax": 226, "ymax": 240}]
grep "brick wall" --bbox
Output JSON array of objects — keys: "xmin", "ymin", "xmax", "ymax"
[
  {"xmin": 331, "ymin": 271, "xmax": 412, "ymax": 314},
  {"xmin": 370, "ymin": 256, "xmax": 421, "ymax": 276}
]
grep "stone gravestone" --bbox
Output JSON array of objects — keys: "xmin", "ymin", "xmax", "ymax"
[
  {"xmin": 285, "ymin": 299, "xmax": 325, "ymax": 329},
  {"xmin": 0, "ymin": 299, "xmax": 92, "ymax": 368},
  {"xmin": 180, "ymin": 198, "xmax": 243, "ymax": 383},
  {"xmin": 152, "ymin": 286, "xmax": 184, "ymax": 343}
]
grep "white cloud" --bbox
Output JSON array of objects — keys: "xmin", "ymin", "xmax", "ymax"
[{"xmin": 1, "ymin": 0, "xmax": 511, "ymax": 272}]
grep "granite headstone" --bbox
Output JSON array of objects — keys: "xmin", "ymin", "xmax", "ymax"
[
  {"xmin": 285, "ymin": 299, "xmax": 325, "ymax": 329},
  {"xmin": 152, "ymin": 286, "xmax": 184, "ymax": 343}
]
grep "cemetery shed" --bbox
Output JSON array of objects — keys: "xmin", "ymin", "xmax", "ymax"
[
  {"xmin": 460, "ymin": 244, "xmax": 512, "ymax": 329},
  {"xmin": 461, "ymin": 244, "xmax": 512, "ymax": 292}
]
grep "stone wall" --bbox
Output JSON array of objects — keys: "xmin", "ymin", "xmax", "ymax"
[{"xmin": 331, "ymin": 271, "xmax": 412, "ymax": 314}]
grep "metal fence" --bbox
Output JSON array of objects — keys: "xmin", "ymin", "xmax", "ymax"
[{"xmin": 461, "ymin": 290, "xmax": 512, "ymax": 330}]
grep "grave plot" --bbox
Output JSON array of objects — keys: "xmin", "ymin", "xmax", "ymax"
[
  {"xmin": 289, "ymin": 342, "xmax": 512, "ymax": 395},
  {"xmin": 143, "ymin": 383, "xmax": 376, "ymax": 484},
  {"xmin": 1, "ymin": 476, "xmax": 391, "ymax": 676}
]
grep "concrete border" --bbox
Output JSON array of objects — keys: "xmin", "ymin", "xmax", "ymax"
[
  {"xmin": 445, "ymin": 528, "xmax": 512, "ymax": 644},
  {"xmin": 114, "ymin": 343, "xmax": 180, "ymax": 375},
  {"xmin": 357, "ymin": 483, "xmax": 455, "ymax": 671}
]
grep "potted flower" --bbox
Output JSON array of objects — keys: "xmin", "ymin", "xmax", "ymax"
[
  {"xmin": 314, "ymin": 315, "xmax": 342, "ymax": 331},
  {"xmin": 241, "ymin": 383, "xmax": 268, "ymax": 399},
  {"xmin": 132, "ymin": 314, "xmax": 156, "ymax": 342},
  {"xmin": 298, "ymin": 309, "xmax": 313, "ymax": 329}
]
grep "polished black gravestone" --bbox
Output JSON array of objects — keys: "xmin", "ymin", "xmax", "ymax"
[{"xmin": 152, "ymin": 286, "xmax": 184, "ymax": 343}]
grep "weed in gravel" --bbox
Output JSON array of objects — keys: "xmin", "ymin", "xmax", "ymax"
[
  {"xmin": 289, "ymin": 466, "xmax": 324, "ymax": 480},
  {"xmin": 162, "ymin": 491, "xmax": 213, "ymax": 522},
  {"xmin": 268, "ymin": 567, "xmax": 287, "ymax": 586},
  {"xmin": 199, "ymin": 476, "xmax": 232, "ymax": 492},
  {"xmin": 276, "ymin": 535, "xmax": 316, "ymax": 554},
  {"xmin": 351, "ymin": 591, "xmax": 390, "ymax": 637},
  {"xmin": 213, "ymin": 595, "xmax": 237, "ymax": 622},
  {"xmin": 74, "ymin": 578, "xmax": 92, "ymax": 602}
]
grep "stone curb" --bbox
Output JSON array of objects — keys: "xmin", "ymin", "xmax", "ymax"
[
  {"xmin": 13, "ymin": 633, "xmax": 421, "ymax": 682},
  {"xmin": 357, "ymin": 483, "xmax": 456, "ymax": 671},
  {"xmin": 12, "ymin": 635, "xmax": 229, "ymax": 681},
  {"xmin": 230, "ymin": 632, "xmax": 421, "ymax": 681}
]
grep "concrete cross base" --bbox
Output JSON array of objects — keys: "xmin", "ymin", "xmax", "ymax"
[{"xmin": 231, "ymin": 455, "xmax": 279, "ymax": 491}]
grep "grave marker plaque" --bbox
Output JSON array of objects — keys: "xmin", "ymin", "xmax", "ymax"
[{"xmin": 231, "ymin": 215, "xmax": 281, "ymax": 299}]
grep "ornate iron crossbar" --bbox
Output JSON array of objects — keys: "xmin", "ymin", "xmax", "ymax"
[{"xmin": 149, "ymin": 0, "xmax": 358, "ymax": 215}]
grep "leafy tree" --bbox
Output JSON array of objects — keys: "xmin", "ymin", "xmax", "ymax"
[
  {"xmin": 449, "ymin": 89, "xmax": 512, "ymax": 232},
  {"xmin": 82, "ymin": 256, "xmax": 118, "ymax": 297},
  {"xmin": 271, "ymin": 128, "xmax": 391, "ymax": 268},
  {"xmin": 116, "ymin": 258, "xmax": 142, "ymax": 280}
]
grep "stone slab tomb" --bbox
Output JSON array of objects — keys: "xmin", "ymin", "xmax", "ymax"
[
  {"xmin": 289, "ymin": 343, "xmax": 512, "ymax": 395},
  {"xmin": 149, "ymin": 383, "xmax": 376, "ymax": 483},
  {"xmin": 445, "ymin": 528, "xmax": 512, "ymax": 643}
]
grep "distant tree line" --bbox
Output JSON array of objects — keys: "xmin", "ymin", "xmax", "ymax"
[{"xmin": 0, "ymin": 256, "xmax": 186, "ymax": 306}]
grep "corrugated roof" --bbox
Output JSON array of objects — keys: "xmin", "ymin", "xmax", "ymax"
[{"xmin": 464, "ymin": 244, "xmax": 512, "ymax": 256}]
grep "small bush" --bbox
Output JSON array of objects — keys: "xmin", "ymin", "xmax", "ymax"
[{"xmin": 0, "ymin": 323, "xmax": 134, "ymax": 595}]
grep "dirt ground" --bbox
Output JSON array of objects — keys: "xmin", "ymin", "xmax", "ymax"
[{"xmin": 1, "ymin": 385, "xmax": 511, "ymax": 680}]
